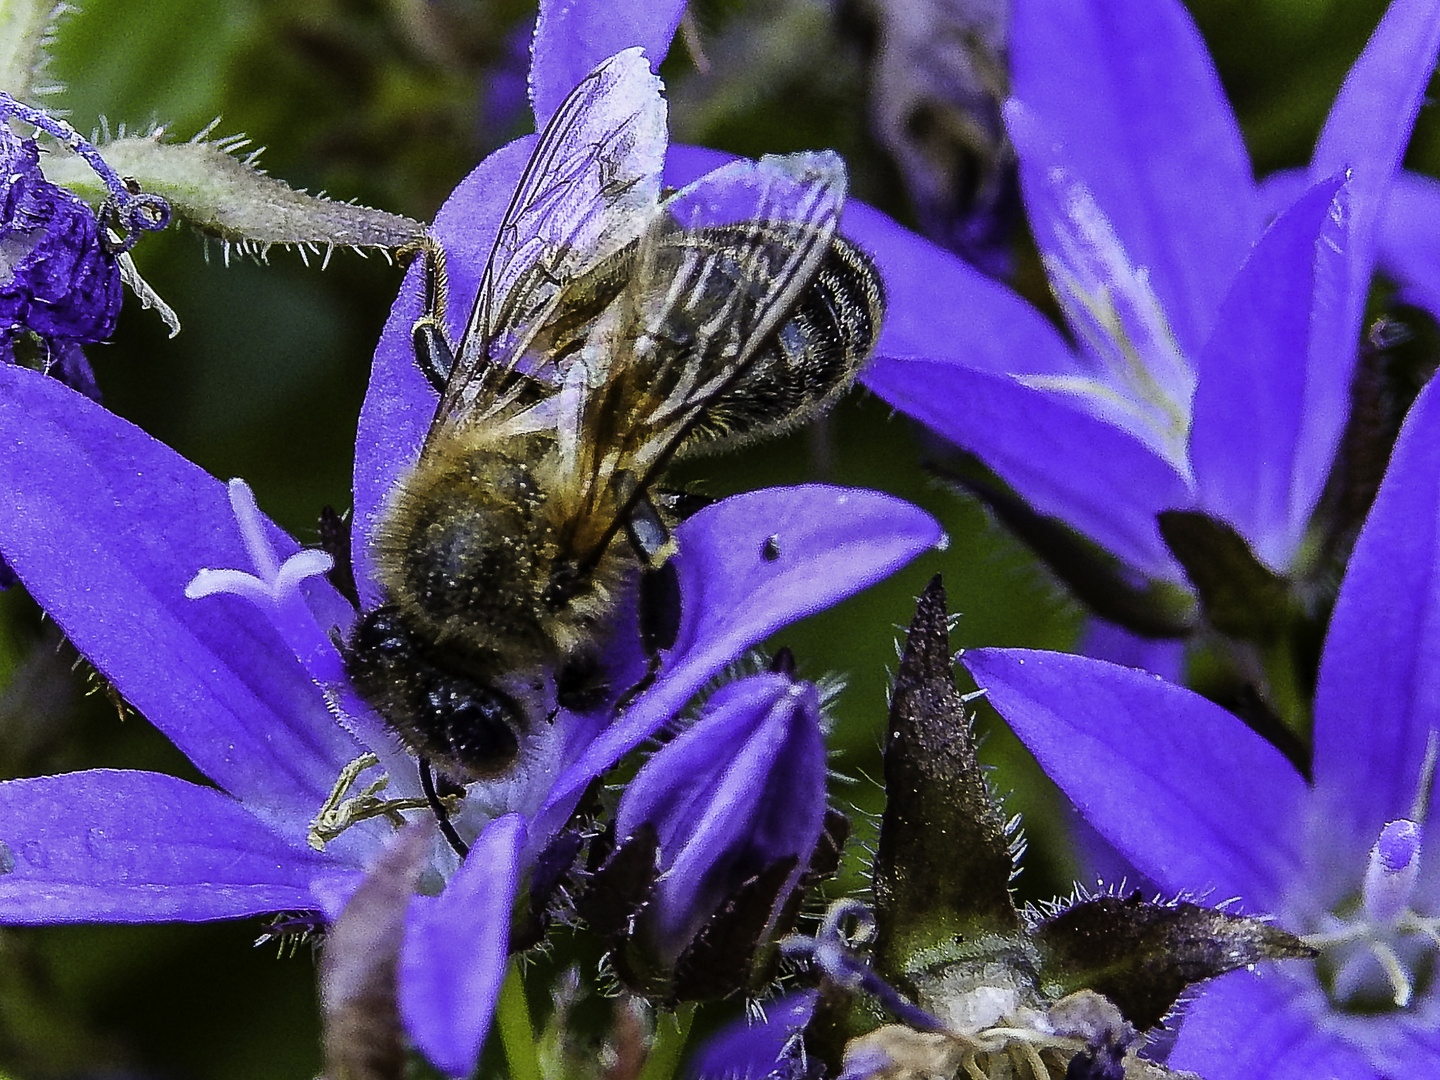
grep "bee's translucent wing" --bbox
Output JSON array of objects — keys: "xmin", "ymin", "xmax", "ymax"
[
  {"xmin": 429, "ymin": 46, "xmax": 666, "ymax": 440},
  {"xmin": 623, "ymin": 151, "xmax": 849, "ymax": 472},
  {"xmin": 552, "ymin": 151, "xmax": 850, "ymax": 532}
]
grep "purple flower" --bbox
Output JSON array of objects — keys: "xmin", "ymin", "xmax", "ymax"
[
  {"xmin": 685, "ymin": 990, "xmax": 818, "ymax": 1080},
  {"xmin": 619, "ymin": 672, "xmax": 826, "ymax": 954},
  {"xmin": 961, "ymin": 372, "xmax": 1440, "ymax": 1077},
  {"xmin": 0, "ymin": 31, "xmax": 940, "ymax": 1080},
  {"xmin": 861, "ymin": 0, "xmax": 1440, "ymax": 590},
  {"xmin": 0, "ymin": 366, "xmax": 933, "ymax": 1075},
  {"xmin": 0, "ymin": 93, "xmax": 171, "ymax": 399}
]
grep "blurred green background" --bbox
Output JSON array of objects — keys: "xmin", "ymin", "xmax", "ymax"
[{"xmin": 0, "ymin": 0, "xmax": 1428, "ymax": 1075}]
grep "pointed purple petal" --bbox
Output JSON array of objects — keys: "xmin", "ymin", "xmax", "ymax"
[
  {"xmin": 864, "ymin": 357, "xmax": 1190, "ymax": 579},
  {"xmin": 1313, "ymin": 375, "xmax": 1440, "ymax": 841},
  {"xmin": 532, "ymin": 485, "xmax": 940, "ymax": 842},
  {"xmin": 0, "ymin": 366, "xmax": 361, "ymax": 832},
  {"xmin": 1296, "ymin": 0, "xmax": 1440, "ymax": 541},
  {"xmin": 529, "ymin": 1, "xmax": 684, "ymax": 128},
  {"xmin": 353, "ymin": 137, "xmax": 536, "ymax": 605},
  {"xmin": 962, "ymin": 648, "xmax": 1308, "ymax": 905},
  {"xmin": 1169, "ymin": 969, "xmax": 1377, "ymax": 1080},
  {"xmin": 1011, "ymin": 0, "xmax": 1257, "ymax": 357},
  {"xmin": 845, "ymin": 200, "xmax": 1078, "ymax": 375},
  {"xmin": 0, "ymin": 770, "xmax": 325, "ymax": 923},
  {"xmin": 1190, "ymin": 176, "xmax": 1348, "ymax": 570},
  {"xmin": 1378, "ymin": 170, "xmax": 1440, "ymax": 322},
  {"xmin": 400, "ymin": 813, "xmax": 524, "ymax": 1078}
]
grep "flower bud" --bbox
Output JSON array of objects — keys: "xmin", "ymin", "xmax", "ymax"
[{"xmin": 592, "ymin": 669, "xmax": 834, "ymax": 1001}]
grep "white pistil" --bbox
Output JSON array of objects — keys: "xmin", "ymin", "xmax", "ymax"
[
  {"xmin": 1305, "ymin": 729, "xmax": 1440, "ymax": 1011},
  {"xmin": 186, "ymin": 477, "xmax": 344, "ymax": 684}
]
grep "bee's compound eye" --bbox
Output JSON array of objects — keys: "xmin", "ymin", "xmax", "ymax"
[
  {"xmin": 424, "ymin": 681, "xmax": 522, "ymax": 776},
  {"xmin": 345, "ymin": 605, "xmax": 523, "ymax": 778}
]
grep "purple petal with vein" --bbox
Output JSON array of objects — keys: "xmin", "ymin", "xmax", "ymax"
[
  {"xmin": 1190, "ymin": 176, "xmax": 1347, "ymax": 570},
  {"xmin": 1313, "ymin": 375, "xmax": 1440, "ymax": 845},
  {"xmin": 400, "ymin": 814, "xmax": 525, "ymax": 1078},
  {"xmin": 0, "ymin": 770, "xmax": 326, "ymax": 922},
  {"xmin": 1011, "ymin": 0, "xmax": 1257, "ymax": 357}
]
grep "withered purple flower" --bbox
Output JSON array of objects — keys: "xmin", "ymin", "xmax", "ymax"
[{"xmin": 0, "ymin": 93, "xmax": 170, "ymax": 397}]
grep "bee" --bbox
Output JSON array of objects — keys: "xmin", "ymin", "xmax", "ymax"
[{"xmin": 344, "ymin": 47, "xmax": 885, "ymax": 783}]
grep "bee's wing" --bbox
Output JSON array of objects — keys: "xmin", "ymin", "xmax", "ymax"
[
  {"xmin": 625, "ymin": 151, "xmax": 849, "ymax": 474},
  {"xmin": 428, "ymin": 46, "xmax": 666, "ymax": 441},
  {"xmin": 551, "ymin": 151, "xmax": 849, "ymax": 547}
]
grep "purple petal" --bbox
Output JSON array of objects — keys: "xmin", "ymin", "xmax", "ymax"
[
  {"xmin": 1004, "ymin": 102, "xmax": 1197, "ymax": 423},
  {"xmin": 1297, "ymin": 0, "xmax": 1440, "ymax": 541},
  {"xmin": 962, "ymin": 648, "xmax": 1308, "ymax": 905},
  {"xmin": 662, "ymin": 144, "xmax": 736, "ymax": 188},
  {"xmin": 1313, "ymin": 374, "xmax": 1440, "ymax": 843},
  {"xmin": 529, "ymin": 0, "xmax": 685, "ymax": 128},
  {"xmin": 532, "ymin": 485, "xmax": 940, "ymax": 842},
  {"xmin": 863, "ymin": 357, "xmax": 1190, "ymax": 579},
  {"xmin": 848, "ymin": 198, "xmax": 1078, "ymax": 376},
  {"xmin": 0, "ymin": 366, "xmax": 362, "ymax": 833},
  {"xmin": 353, "ymin": 137, "xmax": 536, "ymax": 605},
  {"xmin": 1189, "ymin": 176, "xmax": 1348, "ymax": 570},
  {"xmin": 663, "ymin": 145, "xmax": 1077, "ymax": 376},
  {"xmin": 618, "ymin": 675, "xmax": 825, "ymax": 947},
  {"xmin": 1386, "ymin": 1020, "xmax": 1440, "ymax": 1074},
  {"xmin": 1010, "ymin": 0, "xmax": 1257, "ymax": 358},
  {"xmin": 0, "ymin": 770, "xmax": 325, "ymax": 923},
  {"xmin": 1169, "ymin": 969, "xmax": 1377, "ymax": 1080},
  {"xmin": 1076, "ymin": 617, "xmax": 1186, "ymax": 682},
  {"xmin": 1378, "ymin": 170, "xmax": 1440, "ymax": 322},
  {"xmin": 400, "ymin": 813, "xmax": 524, "ymax": 1078},
  {"xmin": 685, "ymin": 990, "xmax": 818, "ymax": 1080}
]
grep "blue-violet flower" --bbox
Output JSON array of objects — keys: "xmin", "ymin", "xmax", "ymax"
[
  {"xmin": 862, "ymin": 0, "xmax": 1440, "ymax": 594},
  {"xmin": 962, "ymin": 372, "xmax": 1440, "ymax": 1077}
]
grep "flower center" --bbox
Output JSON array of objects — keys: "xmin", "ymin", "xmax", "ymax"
[
  {"xmin": 1018, "ymin": 168, "xmax": 1195, "ymax": 476},
  {"xmin": 1306, "ymin": 732, "xmax": 1439, "ymax": 1014},
  {"xmin": 1308, "ymin": 818, "xmax": 1439, "ymax": 1013}
]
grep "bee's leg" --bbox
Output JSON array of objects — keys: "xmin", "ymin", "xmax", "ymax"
[
  {"xmin": 418, "ymin": 756, "xmax": 470, "ymax": 859},
  {"xmin": 612, "ymin": 493, "xmax": 683, "ymax": 715},
  {"xmin": 410, "ymin": 236, "xmax": 454, "ymax": 392}
]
